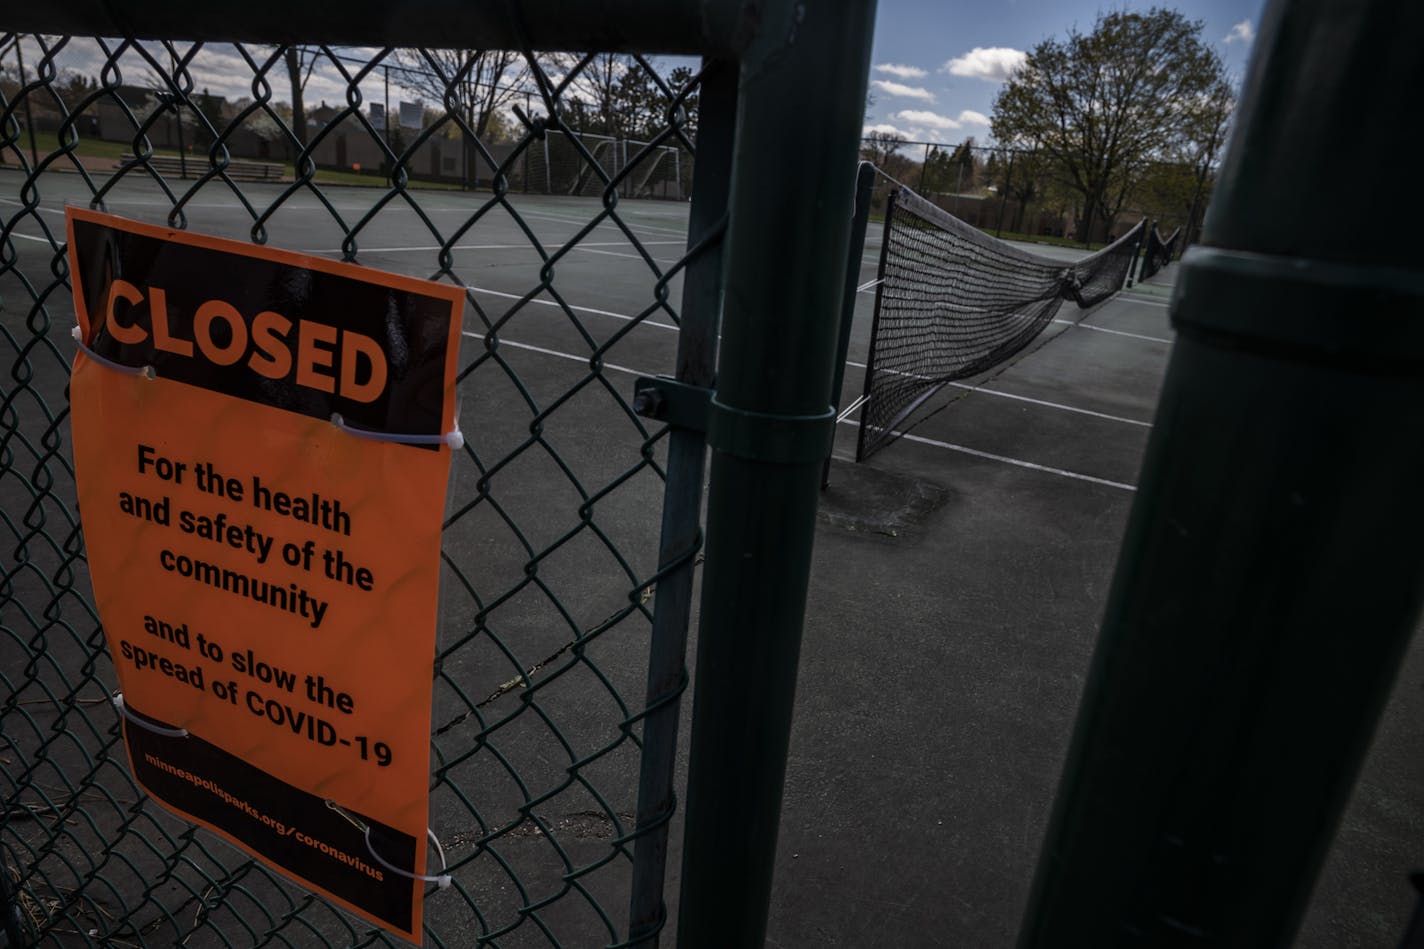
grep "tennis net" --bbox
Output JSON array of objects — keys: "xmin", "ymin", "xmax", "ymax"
[
  {"xmin": 1139, "ymin": 224, "xmax": 1183, "ymax": 282},
  {"xmin": 856, "ymin": 186, "xmax": 1145, "ymax": 461}
]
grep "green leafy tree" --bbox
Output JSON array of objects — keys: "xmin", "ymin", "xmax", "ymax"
[
  {"xmin": 920, "ymin": 145, "xmax": 955, "ymax": 192},
  {"xmin": 1175, "ymin": 75, "xmax": 1234, "ymax": 244},
  {"xmin": 991, "ymin": 7, "xmax": 1232, "ymax": 243},
  {"xmin": 947, "ymin": 137, "xmax": 978, "ymax": 193},
  {"xmin": 56, "ymin": 70, "xmax": 99, "ymax": 109}
]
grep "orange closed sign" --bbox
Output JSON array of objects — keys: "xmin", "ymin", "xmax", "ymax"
[{"xmin": 67, "ymin": 208, "xmax": 464, "ymax": 942}]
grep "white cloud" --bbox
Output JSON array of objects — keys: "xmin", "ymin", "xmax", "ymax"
[
  {"xmin": 870, "ymin": 79, "xmax": 935, "ymax": 102},
  {"xmin": 863, "ymin": 123, "xmax": 907, "ymax": 137},
  {"xmin": 1224, "ymin": 19, "xmax": 1255, "ymax": 45},
  {"xmin": 943, "ymin": 47, "xmax": 1027, "ymax": 82},
  {"xmin": 894, "ymin": 109, "xmax": 962, "ymax": 131},
  {"xmin": 874, "ymin": 63, "xmax": 928, "ymax": 80},
  {"xmin": 957, "ymin": 110, "xmax": 990, "ymax": 126}
]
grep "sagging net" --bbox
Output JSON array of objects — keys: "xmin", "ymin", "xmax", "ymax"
[
  {"xmin": 1139, "ymin": 224, "xmax": 1181, "ymax": 282},
  {"xmin": 856, "ymin": 185, "xmax": 1143, "ymax": 461}
]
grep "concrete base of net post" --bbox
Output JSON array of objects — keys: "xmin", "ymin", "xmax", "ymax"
[{"xmin": 1017, "ymin": 0, "xmax": 1424, "ymax": 946}]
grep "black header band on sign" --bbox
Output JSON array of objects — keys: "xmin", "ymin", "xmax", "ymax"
[
  {"xmin": 69, "ymin": 215, "xmax": 455, "ymax": 439},
  {"xmin": 124, "ymin": 718, "xmax": 418, "ymax": 934}
]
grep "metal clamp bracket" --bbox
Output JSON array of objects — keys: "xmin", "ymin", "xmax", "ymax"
[
  {"xmin": 634, "ymin": 376, "xmax": 711, "ymax": 434},
  {"xmin": 633, "ymin": 376, "xmax": 836, "ymax": 465}
]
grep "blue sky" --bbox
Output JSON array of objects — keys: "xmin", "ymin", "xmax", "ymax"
[
  {"xmin": 5, "ymin": 3, "xmax": 1265, "ymax": 143},
  {"xmin": 864, "ymin": 0, "xmax": 1267, "ymax": 146}
]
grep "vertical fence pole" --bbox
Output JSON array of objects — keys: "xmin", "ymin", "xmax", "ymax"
[
  {"xmin": 995, "ymin": 149, "xmax": 1014, "ymax": 238},
  {"xmin": 543, "ymin": 136, "xmax": 551, "ymax": 193},
  {"xmin": 1017, "ymin": 1, "xmax": 1424, "ymax": 946},
  {"xmin": 824, "ymin": 161, "xmax": 876, "ymax": 488},
  {"xmin": 625, "ymin": 58, "xmax": 736, "ymax": 949},
  {"xmin": 675, "ymin": 2, "xmax": 877, "ymax": 946}
]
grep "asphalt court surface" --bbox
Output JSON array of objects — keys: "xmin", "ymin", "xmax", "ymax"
[{"xmin": 3, "ymin": 168, "xmax": 1421, "ymax": 947}]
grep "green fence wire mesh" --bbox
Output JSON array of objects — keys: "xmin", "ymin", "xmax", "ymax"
[{"xmin": 2, "ymin": 33, "xmax": 714, "ymax": 948}]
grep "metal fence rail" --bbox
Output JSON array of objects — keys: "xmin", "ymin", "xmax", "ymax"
[{"xmin": 4, "ymin": 29, "xmax": 706, "ymax": 946}]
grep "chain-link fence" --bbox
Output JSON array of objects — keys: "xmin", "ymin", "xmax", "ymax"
[
  {"xmin": 2, "ymin": 29, "xmax": 717, "ymax": 948},
  {"xmin": 0, "ymin": 42, "xmax": 696, "ymax": 202}
]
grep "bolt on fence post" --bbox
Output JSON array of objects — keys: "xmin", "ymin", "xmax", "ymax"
[
  {"xmin": 823, "ymin": 160, "xmax": 876, "ymax": 489},
  {"xmin": 625, "ymin": 58, "xmax": 737, "ymax": 949},
  {"xmin": 1017, "ymin": 0, "xmax": 1424, "ymax": 946},
  {"xmin": 675, "ymin": 2, "xmax": 877, "ymax": 947}
]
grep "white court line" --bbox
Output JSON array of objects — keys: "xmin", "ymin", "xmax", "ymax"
[
  {"xmin": 840, "ymin": 420, "xmax": 1135, "ymax": 491},
  {"xmin": 467, "ymin": 328, "xmax": 1137, "ymax": 491},
  {"xmin": 0, "ymin": 198, "xmax": 65, "ymax": 216},
  {"xmin": 1121, "ymin": 296, "xmax": 1170, "ymax": 307},
  {"xmin": 463, "ymin": 285, "xmax": 680, "ymax": 333},
  {"xmin": 844, "ymin": 358, "xmax": 1150, "ymax": 427},
  {"xmin": 460, "ymin": 330, "xmax": 643, "ymax": 377},
  {"xmin": 574, "ymin": 246, "xmax": 680, "ymax": 265},
  {"xmin": 1053, "ymin": 319, "xmax": 1171, "ymax": 343},
  {"xmin": 1, "ymin": 194, "xmax": 690, "ymax": 242},
  {"xmin": 516, "ymin": 207, "xmax": 688, "ymax": 238},
  {"xmin": 4, "ymin": 232, "xmax": 56, "ymax": 244},
  {"xmin": 468, "ymin": 292, "xmax": 1151, "ymax": 426}
]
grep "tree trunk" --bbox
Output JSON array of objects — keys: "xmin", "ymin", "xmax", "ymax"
[{"xmin": 285, "ymin": 47, "xmax": 307, "ymax": 149}]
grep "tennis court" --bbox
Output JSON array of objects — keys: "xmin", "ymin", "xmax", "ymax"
[{"xmin": 4, "ymin": 165, "xmax": 1422, "ymax": 947}]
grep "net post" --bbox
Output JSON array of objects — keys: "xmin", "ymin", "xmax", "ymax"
[
  {"xmin": 823, "ymin": 161, "xmax": 877, "ymax": 488},
  {"xmin": 1125, "ymin": 216, "xmax": 1147, "ymax": 288},
  {"xmin": 854, "ymin": 186, "xmax": 897, "ymax": 463},
  {"xmin": 674, "ymin": 2, "xmax": 878, "ymax": 946},
  {"xmin": 1017, "ymin": 0, "xmax": 1424, "ymax": 945}
]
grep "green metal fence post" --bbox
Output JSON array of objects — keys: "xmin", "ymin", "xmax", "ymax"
[
  {"xmin": 675, "ymin": 2, "xmax": 877, "ymax": 946},
  {"xmin": 625, "ymin": 58, "xmax": 737, "ymax": 948},
  {"xmin": 1018, "ymin": 1, "xmax": 1424, "ymax": 946},
  {"xmin": 824, "ymin": 160, "xmax": 876, "ymax": 488}
]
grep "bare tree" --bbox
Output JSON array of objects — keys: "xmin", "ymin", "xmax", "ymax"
[
  {"xmin": 283, "ymin": 46, "xmax": 318, "ymax": 148},
  {"xmin": 392, "ymin": 48, "xmax": 526, "ymax": 142},
  {"xmin": 862, "ymin": 130, "xmax": 907, "ymax": 168}
]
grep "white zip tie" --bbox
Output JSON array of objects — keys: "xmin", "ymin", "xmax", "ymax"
[
  {"xmin": 112, "ymin": 693, "xmax": 188, "ymax": 737},
  {"xmin": 72, "ymin": 326, "xmax": 154, "ymax": 378},
  {"xmin": 325, "ymin": 799, "xmax": 452, "ymax": 888},
  {"xmin": 330, "ymin": 413, "xmax": 464, "ymax": 450}
]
